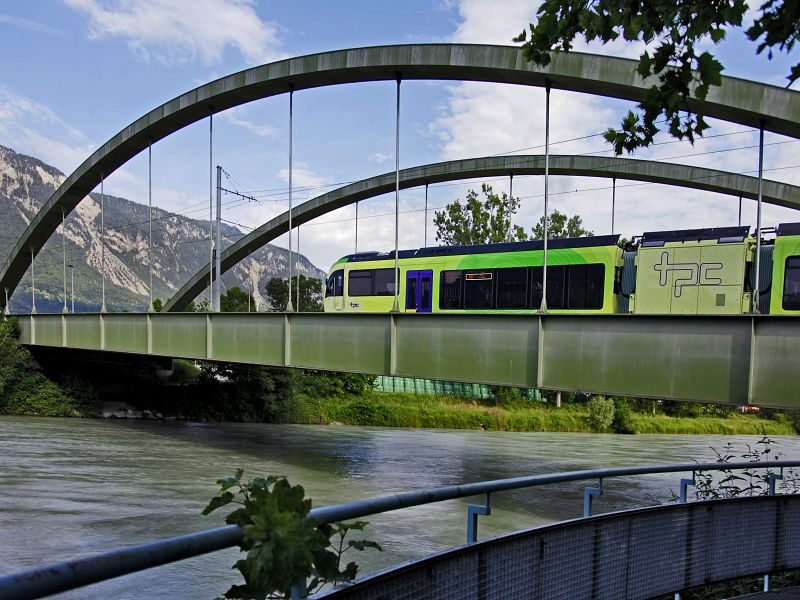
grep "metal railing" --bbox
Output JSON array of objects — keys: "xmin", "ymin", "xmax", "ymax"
[{"xmin": 1, "ymin": 460, "xmax": 798, "ymax": 600}]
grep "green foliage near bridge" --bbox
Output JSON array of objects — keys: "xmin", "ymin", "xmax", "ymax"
[{"xmin": 0, "ymin": 318, "xmax": 97, "ymax": 417}]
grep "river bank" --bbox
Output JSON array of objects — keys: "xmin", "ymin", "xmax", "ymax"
[{"xmin": 289, "ymin": 392, "xmax": 798, "ymax": 436}]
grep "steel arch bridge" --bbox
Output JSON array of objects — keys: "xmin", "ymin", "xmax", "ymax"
[
  {"xmin": 8, "ymin": 44, "xmax": 800, "ymax": 406},
  {"xmin": 2, "ymin": 43, "xmax": 800, "ymax": 308}
]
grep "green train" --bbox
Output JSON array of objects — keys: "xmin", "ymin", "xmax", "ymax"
[{"xmin": 323, "ymin": 223, "xmax": 800, "ymax": 316}]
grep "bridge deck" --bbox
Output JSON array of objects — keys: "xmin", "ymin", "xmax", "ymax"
[{"xmin": 17, "ymin": 312, "xmax": 799, "ymax": 407}]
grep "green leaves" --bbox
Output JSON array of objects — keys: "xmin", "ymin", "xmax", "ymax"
[
  {"xmin": 205, "ymin": 471, "xmax": 381, "ymax": 599},
  {"xmin": 512, "ymin": 0, "xmax": 795, "ymax": 153},
  {"xmin": 434, "ymin": 183, "xmax": 528, "ymax": 246}
]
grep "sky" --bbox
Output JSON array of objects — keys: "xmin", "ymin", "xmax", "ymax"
[{"xmin": 1, "ymin": 0, "xmax": 799, "ymax": 274}]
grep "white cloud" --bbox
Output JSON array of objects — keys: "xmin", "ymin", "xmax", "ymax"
[
  {"xmin": 277, "ymin": 162, "xmax": 330, "ymax": 190},
  {"xmin": 221, "ymin": 110, "xmax": 279, "ymax": 139},
  {"xmin": 369, "ymin": 152, "xmax": 391, "ymax": 164},
  {"xmin": 0, "ymin": 14, "xmax": 62, "ymax": 35},
  {"xmin": 63, "ymin": 0, "xmax": 282, "ymax": 65},
  {"xmin": 0, "ymin": 87, "xmax": 94, "ymax": 173}
]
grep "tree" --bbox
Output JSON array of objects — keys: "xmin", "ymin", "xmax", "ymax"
[
  {"xmin": 220, "ymin": 286, "xmax": 254, "ymax": 313},
  {"xmin": 514, "ymin": 1, "xmax": 800, "ymax": 154},
  {"xmin": 531, "ymin": 209, "xmax": 593, "ymax": 240},
  {"xmin": 434, "ymin": 183, "xmax": 528, "ymax": 245},
  {"xmin": 265, "ymin": 275, "xmax": 323, "ymax": 312}
]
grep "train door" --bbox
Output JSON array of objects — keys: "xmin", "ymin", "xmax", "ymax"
[
  {"xmin": 405, "ymin": 270, "xmax": 433, "ymax": 313},
  {"xmin": 326, "ymin": 269, "xmax": 344, "ymax": 311}
]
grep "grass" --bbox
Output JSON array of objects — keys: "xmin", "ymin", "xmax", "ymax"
[{"xmin": 290, "ymin": 392, "xmax": 797, "ymax": 435}]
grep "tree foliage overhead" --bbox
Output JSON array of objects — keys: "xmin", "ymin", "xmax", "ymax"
[
  {"xmin": 514, "ymin": 0, "xmax": 800, "ymax": 154},
  {"xmin": 221, "ymin": 286, "xmax": 254, "ymax": 313},
  {"xmin": 433, "ymin": 183, "xmax": 528, "ymax": 246},
  {"xmin": 531, "ymin": 209, "xmax": 593, "ymax": 240},
  {"xmin": 265, "ymin": 276, "xmax": 323, "ymax": 312}
]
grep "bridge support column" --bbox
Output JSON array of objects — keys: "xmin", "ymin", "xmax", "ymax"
[
  {"xmin": 100, "ymin": 313, "xmax": 105, "ymax": 351},
  {"xmin": 389, "ymin": 313, "xmax": 397, "ymax": 375},
  {"xmin": 206, "ymin": 313, "xmax": 212, "ymax": 359},
  {"xmin": 283, "ymin": 314, "xmax": 291, "ymax": 366},
  {"xmin": 146, "ymin": 313, "xmax": 152, "ymax": 355}
]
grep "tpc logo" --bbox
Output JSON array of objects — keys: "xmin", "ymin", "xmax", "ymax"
[{"xmin": 653, "ymin": 252, "xmax": 723, "ymax": 298}]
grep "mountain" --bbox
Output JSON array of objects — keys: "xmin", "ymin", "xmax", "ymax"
[{"xmin": 0, "ymin": 145, "xmax": 326, "ymax": 313}]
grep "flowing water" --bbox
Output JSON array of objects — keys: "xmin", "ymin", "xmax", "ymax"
[{"xmin": 1, "ymin": 417, "xmax": 799, "ymax": 598}]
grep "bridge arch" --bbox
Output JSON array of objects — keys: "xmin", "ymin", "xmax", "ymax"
[
  {"xmin": 163, "ymin": 153, "xmax": 800, "ymax": 311},
  {"xmin": 4, "ymin": 44, "xmax": 799, "ymax": 307}
]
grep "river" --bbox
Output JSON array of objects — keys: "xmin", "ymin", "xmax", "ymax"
[{"xmin": 1, "ymin": 417, "xmax": 799, "ymax": 598}]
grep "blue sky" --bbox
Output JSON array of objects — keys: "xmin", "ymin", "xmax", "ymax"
[{"xmin": 1, "ymin": 0, "xmax": 799, "ymax": 272}]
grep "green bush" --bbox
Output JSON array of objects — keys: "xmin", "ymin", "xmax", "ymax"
[
  {"xmin": 612, "ymin": 398, "xmax": 636, "ymax": 434},
  {"xmin": 0, "ymin": 318, "xmax": 89, "ymax": 417},
  {"xmin": 587, "ymin": 396, "xmax": 615, "ymax": 432}
]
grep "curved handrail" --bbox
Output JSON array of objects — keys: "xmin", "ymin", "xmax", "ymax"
[{"xmin": 1, "ymin": 460, "xmax": 797, "ymax": 600}]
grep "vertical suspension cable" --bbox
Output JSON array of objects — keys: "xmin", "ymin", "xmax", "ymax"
[
  {"xmin": 209, "ymin": 112, "xmax": 214, "ymax": 312},
  {"xmin": 62, "ymin": 210, "xmax": 68, "ymax": 313},
  {"xmin": 215, "ymin": 166, "xmax": 222, "ymax": 312},
  {"xmin": 297, "ymin": 225, "xmax": 301, "ymax": 312},
  {"xmin": 754, "ymin": 125, "xmax": 764, "ymax": 313},
  {"xmin": 287, "ymin": 88, "xmax": 294, "ymax": 311},
  {"xmin": 738, "ymin": 195, "xmax": 742, "ymax": 227},
  {"xmin": 392, "ymin": 75, "xmax": 401, "ymax": 312},
  {"xmin": 611, "ymin": 177, "xmax": 616, "ymax": 235},
  {"xmin": 540, "ymin": 82, "xmax": 551, "ymax": 312},
  {"xmin": 101, "ymin": 175, "xmax": 106, "ymax": 312},
  {"xmin": 30, "ymin": 247, "xmax": 35, "ymax": 314},
  {"xmin": 148, "ymin": 142, "xmax": 153, "ymax": 312},
  {"xmin": 423, "ymin": 183, "xmax": 428, "ymax": 247}
]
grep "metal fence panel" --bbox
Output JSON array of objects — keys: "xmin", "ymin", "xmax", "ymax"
[
  {"xmin": 539, "ymin": 315, "xmax": 751, "ymax": 403},
  {"xmin": 751, "ymin": 318, "xmax": 800, "ymax": 407},
  {"xmin": 320, "ymin": 496, "xmax": 800, "ymax": 600},
  {"xmin": 394, "ymin": 315, "xmax": 538, "ymax": 387},
  {"xmin": 209, "ymin": 313, "xmax": 284, "ymax": 364}
]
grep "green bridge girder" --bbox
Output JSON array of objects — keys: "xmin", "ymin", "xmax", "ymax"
[
  {"xmin": 3, "ymin": 43, "xmax": 800, "ymax": 310},
  {"xmin": 164, "ymin": 154, "xmax": 800, "ymax": 311},
  {"xmin": 18, "ymin": 312, "xmax": 799, "ymax": 407}
]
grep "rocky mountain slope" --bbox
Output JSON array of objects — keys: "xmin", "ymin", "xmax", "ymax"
[{"xmin": 0, "ymin": 145, "xmax": 325, "ymax": 313}]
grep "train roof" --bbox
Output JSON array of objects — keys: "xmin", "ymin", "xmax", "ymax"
[
  {"xmin": 341, "ymin": 234, "xmax": 621, "ymax": 263},
  {"xmin": 641, "ymin": 226, "xmax": 750, "ymax": 246},
  {"xmin": 777, "ymin": 222, "xmax": 800, "ymax": 236}
]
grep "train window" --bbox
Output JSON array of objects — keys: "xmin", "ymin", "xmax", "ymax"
[
  {"xmin": 783, "ymin": 256, "xmax": 800, "ymax": 310},
  {"xmin": 530, "ymin": 266, "xmax": 565, "ymax": 309},
  {"xmin": 374, "ymin": 269, "xmax": 396, "ymax": 296},
  {"xmin": 420, "ymin": 275, "xmax": 431, "ymax": 311},
  {"xmin": 348, "ymin": 270, "xmax": 373, "ymax": 296},
  {"xmin": 567, "ymin": 264, "xmax": 605, "ymax": 309},
  {"xmin": 440, "ymin": 271, "xmax": 463, "ymax": 309},
  {"xmin": 464, "ymin": 271, "xmax": 494, "ymax": 309},
  {"xmin": 325, "ymin": 269, "xmax": 344, "ymax": 297},
  {"xmin": 585, "ymin": 264, "xmax": 604, "ymax": 309},
  {"xmin": 497, "ymin": 268, "xmax": 528, "ymax": 309},
  {"xmin": 348, "ymin": 268, "xmax": 397, "ymax": 296}
]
